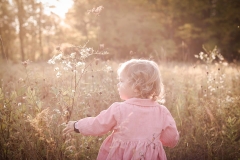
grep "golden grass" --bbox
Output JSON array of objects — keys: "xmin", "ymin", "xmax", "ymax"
[{"xmin": 0, "ymin": 59, "xmax": 239, "ymax": 160}]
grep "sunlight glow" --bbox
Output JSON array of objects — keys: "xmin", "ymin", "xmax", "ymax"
[{"xmin": 40, "ymin": 0, "xmax": 73, "ymax": 19}]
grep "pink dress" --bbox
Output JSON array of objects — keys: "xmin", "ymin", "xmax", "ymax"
[{"xmin": 75, "ymin": 98, "xmax": 179, "ymax": 160}]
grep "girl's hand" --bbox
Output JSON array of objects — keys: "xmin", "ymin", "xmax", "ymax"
[{"xmin": 63, "ymin": 121, "xmax": 76, "ymax": 134}]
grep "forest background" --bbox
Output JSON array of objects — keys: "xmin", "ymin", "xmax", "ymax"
[{"xmin": 1, "ymin": 0, "xmax": 240, "ymax": 62}]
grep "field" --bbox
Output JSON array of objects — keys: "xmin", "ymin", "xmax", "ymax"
[{"xmin": 0, "ymin": 53, "xmax": 240, "ymax": 159}]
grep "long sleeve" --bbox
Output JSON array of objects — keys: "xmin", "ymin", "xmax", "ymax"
[
  {"xmin": 75, "ymin": 103, "xmax": 119, "ymax": 136},
  {"xmin": 160, "ymin": 107, "xmax": 179, "ymax": 148}
]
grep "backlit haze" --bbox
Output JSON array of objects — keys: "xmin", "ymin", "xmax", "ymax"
[{"xmin": 41, "ymin": 0, "xmax": 73, "ymax": 19}]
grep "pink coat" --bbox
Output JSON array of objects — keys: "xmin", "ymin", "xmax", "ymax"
[{"xmin": 75, "ymin": 98, "xmax": 179, "ymax": 160}]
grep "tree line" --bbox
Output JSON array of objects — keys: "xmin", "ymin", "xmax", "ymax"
[{"xmin": 0, "ymin": 0, "xmax": 240, "ymax": 62}]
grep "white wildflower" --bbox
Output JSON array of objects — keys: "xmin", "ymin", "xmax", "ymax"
[
  {"xmin": 55, "ymin": 53, "xmax": 62, "ymax": 60},
  {"xmin": 53, "ymin": 109, "xmax": 61, "ymax": 114},
  {"xmin": 211, "ymin": 88, "xmax": 216, "ymax": 92},
  {"xmin": 66, "ymin": 62, "xmax": 72, "ymax": 69},
  {"xmin": 199, "ymin": 52, "xmax": 204, "ymax": 59},
  {"xmin": 76, "ymin": 62, "xmax": 85, "ymax": 67},
  {"xmin": 106, "ymin": 66, "xmax": 112, "ymax": 72},
  {"xmin": 70, "ymin": 52, "xmax": 76, "ymax": 59},
  {"xmin": 48, "ymin": 59, "xmax": 55, "ymax": 64},
  {"xmin": 54, "ymin": 67, "xmax": 59, "ymax": 71},
  {"xmin": 56, "ymin": 71, "xmax": 62, "ymax": 78}
]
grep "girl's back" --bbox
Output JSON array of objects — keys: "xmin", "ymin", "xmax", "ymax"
[{"xmin": 97, "ymin": 98, "xmax": 179, "ymax": 160}]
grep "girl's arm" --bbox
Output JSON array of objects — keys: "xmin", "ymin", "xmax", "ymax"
[
  {"xmin": 74, "ymin": 102, "xmax": 120, "ymax": 136},
  {"xmin": 160, "ymin": 108, "xmax": 179, "ymax": 148}
]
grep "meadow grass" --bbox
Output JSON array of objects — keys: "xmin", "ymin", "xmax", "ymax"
[{"xmin": 0, "ymin": 58, "xmax": 239, "ymax": 160}]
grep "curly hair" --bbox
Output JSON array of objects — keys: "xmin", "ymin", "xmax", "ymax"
[{"xmin": 117, "ymin": 59, "xmax": 165, "ymax": 102}]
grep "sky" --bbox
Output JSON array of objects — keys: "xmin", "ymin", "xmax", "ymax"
[{"xmin": 40, "ymin": 0, "xmax": 74, "ymax": 19}]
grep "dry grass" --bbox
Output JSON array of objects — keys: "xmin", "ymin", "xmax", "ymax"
[{"xmin": 0, "ymin": 57, "xmax": 240, "ymax": 159}]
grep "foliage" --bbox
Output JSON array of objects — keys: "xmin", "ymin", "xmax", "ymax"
[
  {"xmin": 1, "ymin": 0, "xmax": 240, "ymax": 61},
  {"xmin": 0, "ymin": 0, "xmax": 16, "ymax": 59}
]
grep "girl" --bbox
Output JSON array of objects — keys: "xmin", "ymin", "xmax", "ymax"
[{"xmin": 63, "ymin": 59, "xmax": 179, "ymax": 160}]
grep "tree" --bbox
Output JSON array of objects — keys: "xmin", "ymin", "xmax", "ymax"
[
  {"xmin": 210, "ymin": 0, "xmax": 240, "ymax": 60},
  {"xmin": 15, "ymin": 0, "xmax": 26, "ymax": 61},
  {"xmin": 0, "ymin": 0, "xmax": 16, "ymax": 60}
]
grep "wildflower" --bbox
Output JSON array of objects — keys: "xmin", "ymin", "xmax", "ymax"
[
  {"xmin": 76, "ymin": 62, "xmax": 85, "ymax": 67},
  {"xmin": 64, "ymin": 110, "xmax": 70, "ymax": 116},
  {"xmin": 88, "ymin": 6, "xmax": 104, "ymax": 15},
  {"xmin": 55, "ymin": 53, "xmax": 63, "ymax": 61},
  {"xmin": 48, "ymin": 59, "xmax": 55, "ymax": 64},
  {"xmin": 217, "ymin": 54, "xmax": 224, "ymax": 61},
  {"xmin": 208, "ymin": 86, "xmax": 213, "ymax": 90},
  {"xmin": 95, "ymin": 6, "xmax": 104, "ymax": 13},
  {"xmin": 18, "ymin": 103, "xmax": 22, "ymax": 106},
  {"xmin": 54, "ymin": 67, "xmax": 59, "ymax": 71},
  {"xmin": 212, "ymin": 54, "xmax": 216, "ymax": 60},
  {"xmin": 53, "ymin": 109, "xmax": 61, "ymax": 114},
  {"xmin": 105, "ymin": 66, "xmax": 112, "ymax": 72},
  {"xmin": 66, "ymin": 62, "xmax": 72, "ymax": 69},
  {"xmin": 56, "ymin": 71, "xmax": 62, "ymax": 78},
  {"xmin": 199, "ymin": 52, "xmax": 204, "ymax": 59},
  {"xmin": 70, "ymin": 52, "xmax": 76, "ymax": 59}
]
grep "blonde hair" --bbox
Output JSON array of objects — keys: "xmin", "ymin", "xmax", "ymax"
[{"xmin": 117, "ymin": 59, "xmax": 165, "ymax": 102}]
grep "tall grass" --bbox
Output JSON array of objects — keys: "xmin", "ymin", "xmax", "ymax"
[{"xmin": 0, "ymin": 47, "xmax": 239, "ymax": 159}]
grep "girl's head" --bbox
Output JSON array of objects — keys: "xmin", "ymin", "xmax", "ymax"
[{"xmin": 117, "ymin": 59, "xmax": 164, "ymax": 102}]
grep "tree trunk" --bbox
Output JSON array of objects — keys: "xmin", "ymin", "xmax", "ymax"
[
  {"xmin": 0, "ymin": 34, "xmax": 6, "ymax": 59},
  {"xmin": 15, "ymin": 0, "xmax": 25, "ymax": 61},
  {"xmin": 38, "ymin": 2, "xmax": 43, "ymax": 60}
]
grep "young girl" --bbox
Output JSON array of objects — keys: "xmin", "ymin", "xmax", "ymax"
[{"xmin": 63, "ymin": 59, "xmax": 179, "ymax": 160}]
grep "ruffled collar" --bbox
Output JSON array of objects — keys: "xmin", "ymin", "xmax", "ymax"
[{"xmin": 124, "ymin": 98, "xmax": 159, "ymax": 106}]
